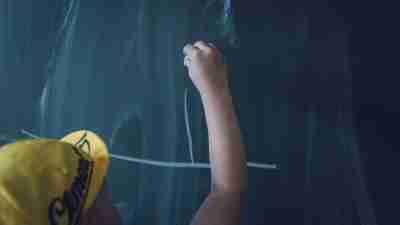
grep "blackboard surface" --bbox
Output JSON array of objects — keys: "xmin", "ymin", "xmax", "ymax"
[{"xmin": 0, "ymin": 1, "xmax": 375, "ymax": 225}]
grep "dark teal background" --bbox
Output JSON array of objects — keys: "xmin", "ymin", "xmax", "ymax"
[{"xmin": 0, "ymin": 1, "xmax": 378, "ymax": 225}]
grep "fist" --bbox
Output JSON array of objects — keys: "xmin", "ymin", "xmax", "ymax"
[{"xmin": 183, "ymin": 41, "xmax": 229, "ymax": 99}]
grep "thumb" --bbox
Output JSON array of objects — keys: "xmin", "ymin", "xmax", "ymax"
[{"xmin": 184, "ymin": 56, "xmax": 190, "ymax": 67}]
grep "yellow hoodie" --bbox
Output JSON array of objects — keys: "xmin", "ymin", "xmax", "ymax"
[{"xmin": 0, "ymin": 130, "xmax": 109, "ymax": 225}]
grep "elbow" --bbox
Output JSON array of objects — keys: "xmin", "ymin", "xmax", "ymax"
[
  {"xmin": 211, "ymin": 162, "xmax": 249, "ymax": 195},
  {"xmin": 212, "ymin": 179, "xmax": 248, "ymax": 196},
  {"xmin": 224, "ymin": 182, "xmax": 248, "ymax": 195}
]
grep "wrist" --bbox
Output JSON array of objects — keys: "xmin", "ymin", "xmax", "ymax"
[{"xmin": 200, "ymin": 87, "xmax": 233, "ymax": 106}]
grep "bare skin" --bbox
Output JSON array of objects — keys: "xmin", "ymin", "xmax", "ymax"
[
  {"xmin": 83, "ymin": 40, "xmax": 248, "ymax": 225},
  {"xmin": 184, "ymin": 41, "xmax": 248, "ymax": 225}
]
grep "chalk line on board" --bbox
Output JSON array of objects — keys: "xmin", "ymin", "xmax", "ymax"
[
  {"xmin": 21, "ymin": 129, "xmax": 42, "ymax": 139},
  {"xmin": 110, "ymin": 153, "xmax": 278, "ymax": 170},
  {"xmin": 20, "ymin": 129, "xmax": 279, "ymax": 170},
  {"xmin": 184, "ymin": 88, "xmax": 195, "ymax": 163}
]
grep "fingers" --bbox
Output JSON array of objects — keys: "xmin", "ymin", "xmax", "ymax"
[
  {"xmin": 183, "ymin": 41, "xmax": 220, "ymax": 67},
  {"xmin": 183, "ymin": 41, "xmax": 214, "ymax": 57},
  {"xmin": 183, "ymin": 44, "xmax": 199, "ymax": 58},
  {"xmin": 193, "ymin": 41, "xmax": 212, "ymax": 53},
  {"xmin": 184, "ymin": 55, "xmax": 190, "ymax": 67},
  {"xmin": 208, "ymin": 42, "xmax": 217, "ymax": 50}
]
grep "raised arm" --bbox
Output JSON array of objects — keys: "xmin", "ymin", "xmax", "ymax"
[{"xmin": 183, "ymin": 41, "xmax": 248, "ymax": 225}]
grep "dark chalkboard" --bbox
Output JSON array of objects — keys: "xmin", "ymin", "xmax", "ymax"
[{"xmin": 0, "ymin": 1, "xmax": 376, "ymax": 225}]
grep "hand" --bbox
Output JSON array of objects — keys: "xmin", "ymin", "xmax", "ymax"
[{"xmin": 183, "ymin": 41, "xmax": 230, "ymax": 99}]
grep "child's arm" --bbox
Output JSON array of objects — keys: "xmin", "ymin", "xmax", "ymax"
[{"xmin": 184, "ymin": 41, "xmax": 248, "ymax": 225}]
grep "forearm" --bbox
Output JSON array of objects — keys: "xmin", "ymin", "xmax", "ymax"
[
  {"xmin": 201, "ymin": 88, "xmax": 248, "ymax": 194},
  {"xmin": 183, "ymin": 41, "xmax": 247, "ymax": 225}
]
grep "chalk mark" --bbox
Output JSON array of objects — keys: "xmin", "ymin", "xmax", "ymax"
[
  {"xmin": 184, "ymin": 88, "xmax": 195, "ymax": 163},
  {"xmin": 110, "ymin": 153, "xmax": 278, "ymax": 170},
  {"xmin": 20, "ymin": 129, "xmax": 41, "ymax": 139},
  {"xmin": 20, "ymin": 129, "xmax": 279, "ymax": 170}
]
